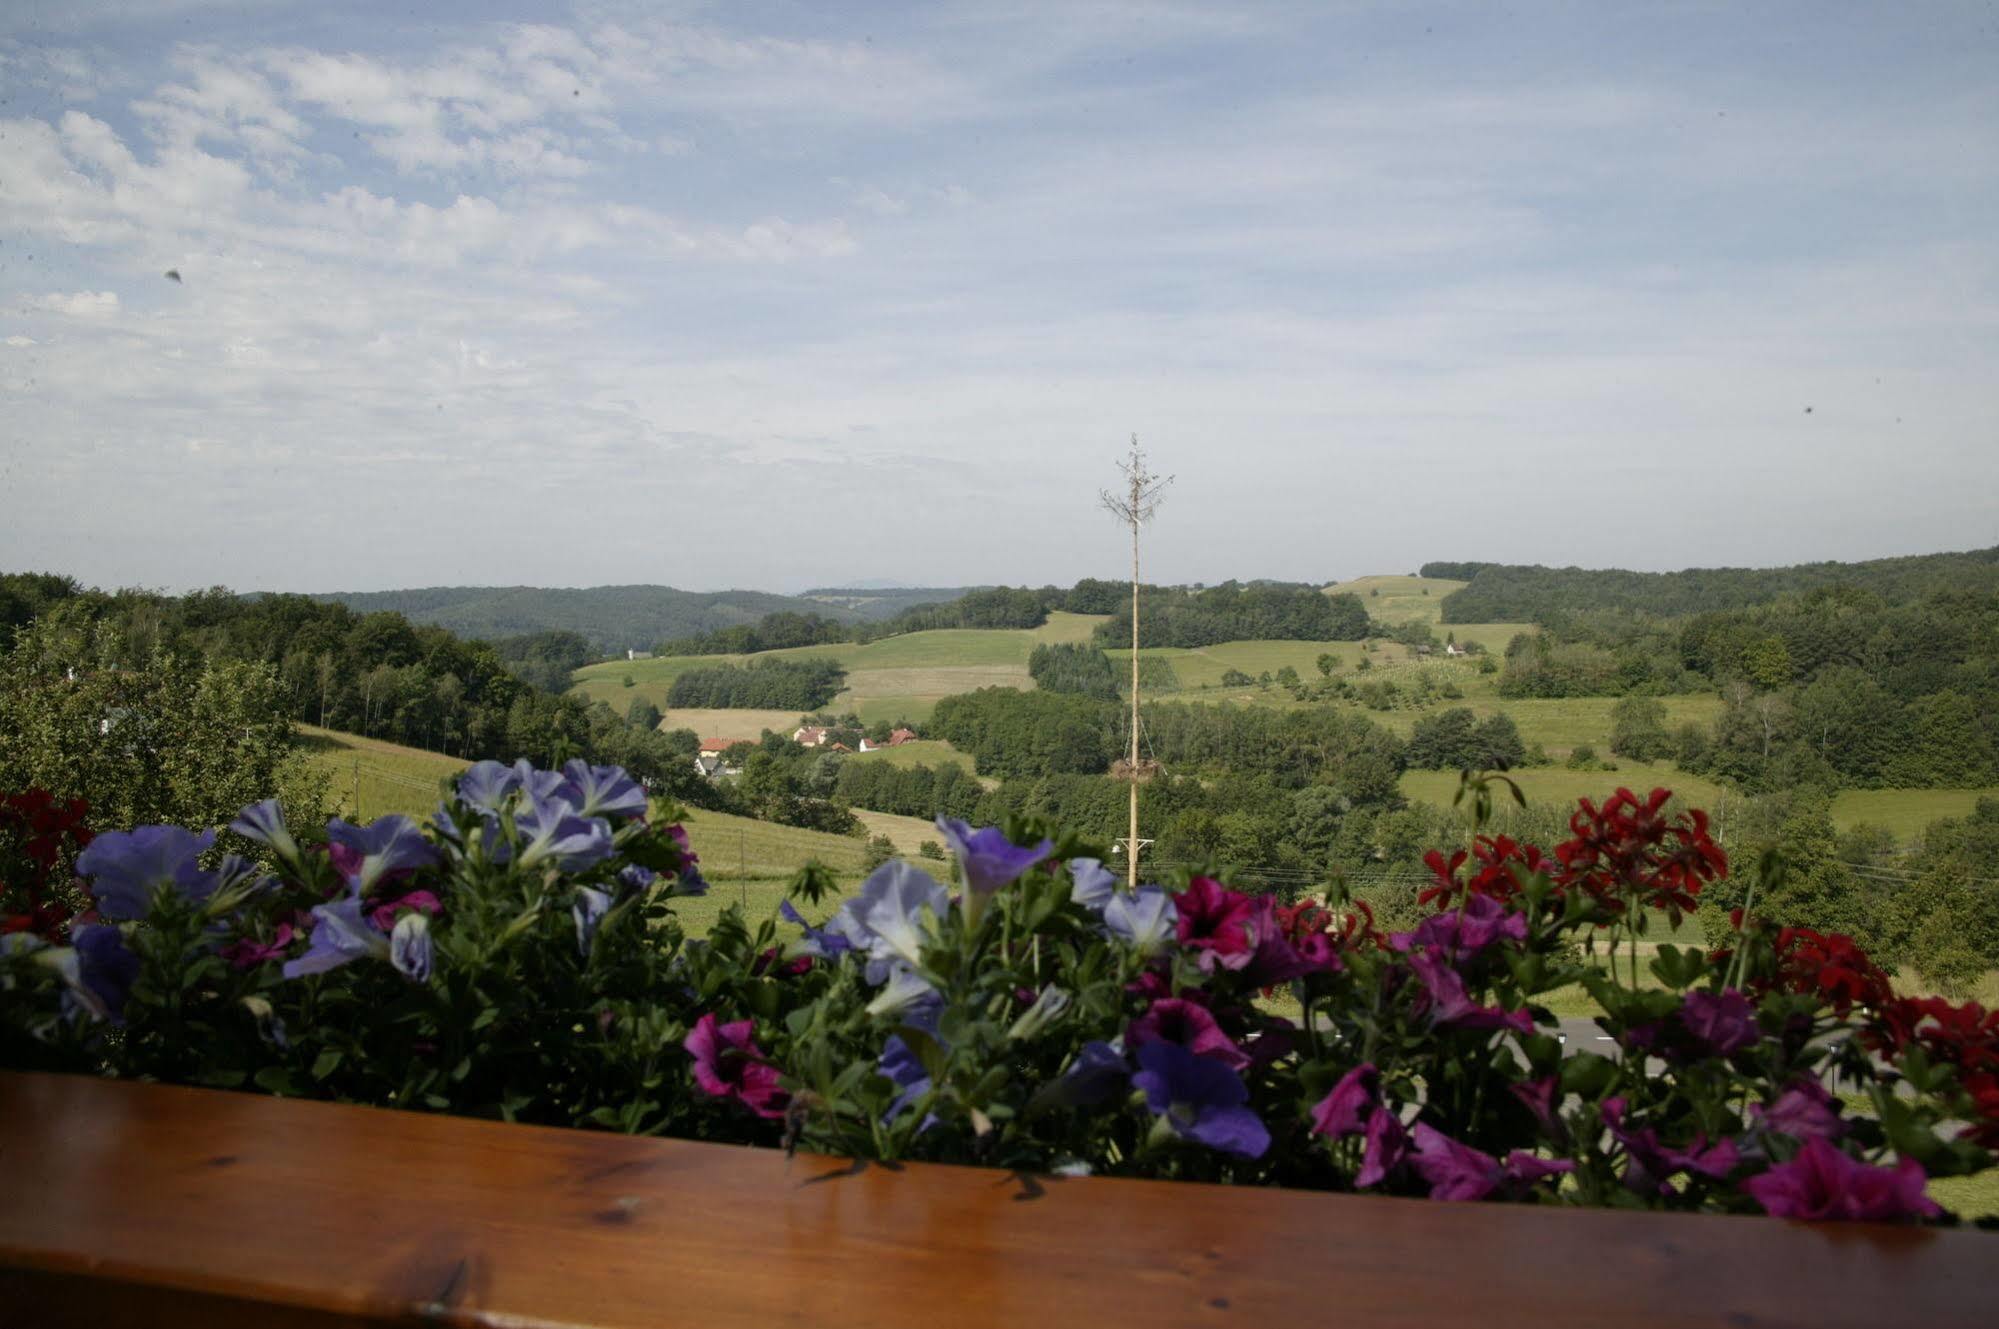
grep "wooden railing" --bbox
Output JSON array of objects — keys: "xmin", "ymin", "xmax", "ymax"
[{"xmin": 0, "ymin": 1070, "xmax": 1992, "ymax": 1327}]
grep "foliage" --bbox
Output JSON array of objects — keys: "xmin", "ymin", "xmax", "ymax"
[
  {"xmin": 1028, "ymin": 642, "xmax": 1120, "ymax": 700},
  {"xmin": 1095, "ymin": 582, "xmax": 1370, "ymax": 649},
  {"xmin": 7, "ymin": 775, "xmax": 1995, "ymax": 1224},
  {"xmin": 667, "ymin": 658, "xmax": 847, "ymax": 711}
]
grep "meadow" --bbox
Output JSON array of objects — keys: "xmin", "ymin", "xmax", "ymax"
[{"xmin": 1323, "ymin": 573, "xmax": 1468, "ymax": 624}]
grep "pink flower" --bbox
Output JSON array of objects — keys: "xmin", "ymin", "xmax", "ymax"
[
  {"xmin": 1172, "ymin": 877, "xmax": 1257, "ymax": 972},
  {"xmin": 1681, "ymin": 989, "xmax": 1758, "ymax": 1056},
  {"xmin": 1405, "ymin": 947, "xmax": 1534, "ymax": 1035},
  {"xmin": 1356, "ymin": 1106, "xmax": 1409, "ymax": 1188},
  {"xmin": 220, "ymin": 922, "xmax": 296, "ymax": 970},
  {"xmin": 1409, "ymin": 1123, "xmax": 1573, "ymax": 1201},
  {"xmin": 1601, "ymin": 1097, "xmax": 1738, "ymax": 1195},
  {"xmin": 1309, "ymin": 1063, "xmax": 1379, "ymax": 1139},
  {"xmin": 683, "ymin": 1013, "xmax": 788, "ymax": 1119},
  {"xmin": 366, "ymin": 889, "xmax": 443, "ymax": 932},
  {"xmin": 1127, "ymin": 998, "xmax": 1250, "ymax": 1071},
  {"xmin": 1752, "ymin": 1079, "xmax": 1847, "ymax": 1142},
  {"xmin": 1742, "ymin": 1136, "xmax": 1938, "ymax": 1222}
]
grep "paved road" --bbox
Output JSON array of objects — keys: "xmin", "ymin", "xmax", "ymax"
[{"xmin": 1556, "ymin": 1017, "xmax": 1617, "ymax": 1058}]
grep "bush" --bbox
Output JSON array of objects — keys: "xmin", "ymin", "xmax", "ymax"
[{"xmin": 5, "ymin": 776, "xmax": 1993, "ymax": 1222}]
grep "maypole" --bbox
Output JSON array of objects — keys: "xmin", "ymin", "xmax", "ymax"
[{"xmin": 1100, "ymin": 437, "xmax": 1172, "ymax": 890}]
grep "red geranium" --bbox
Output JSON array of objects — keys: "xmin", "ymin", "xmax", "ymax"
[
  {"xmin": 0, "ymin": 787, "xmax": 96, "ymax": 940},
  {"xmin": 1552, "ymin": 787, "xmax": 1726, "ymax": 923},
  {"xmin": 1771, "ymin": 927, "xmax": 1893, "ymax": 1014}
]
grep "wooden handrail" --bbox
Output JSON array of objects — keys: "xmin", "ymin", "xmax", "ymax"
[{"xmin": 0, "ymin": 1070, "xmax": 1991, "ymax": 1327}]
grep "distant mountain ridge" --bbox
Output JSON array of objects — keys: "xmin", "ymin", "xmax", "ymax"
[{"xmin": 309, "ymin": 584, "xmax": 872, "ymax": 653}]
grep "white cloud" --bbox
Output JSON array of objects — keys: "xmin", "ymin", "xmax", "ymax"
[{"xmin": 25, "ymin": 290, "xmax": 119, "ymax": 317}]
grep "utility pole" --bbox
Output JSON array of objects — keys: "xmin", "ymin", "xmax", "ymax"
[{"xmin": 1101, "ymin": 436, "xmax": 1172, "ymax": 889}]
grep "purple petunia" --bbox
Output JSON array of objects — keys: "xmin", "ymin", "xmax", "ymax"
[
  {"xmin": 326, "ymin": 816, "xmax": 439, "ymax": 893},
  {"xmin": 878, "ymin": 1034, "xmax": 935, "ymax": 1126},
  {"xmin": 1681, "ymin": 989, "xmax": 1759, "ymax": 1056},
  {"xmin": 1309, "ymin": 1063, "xmax": 1380, "ymax": 1140},
  {"xmin": 1039, "ymin": 1039, "xmax": 1129, "ymax": 1108},
  {"xmin": 558, "ymin": 760, "xmax": 650, "ymax": 820},
  {"xmin": 74, "ymin": 825, "xmax": 218, "ymax": 919},
  {"xmin": 455, "ymin": 760, "xmax": 523, "ymax": 813},
  {"xmin": 684, "ymin": 1013, "xmax": 787, "ymax": 1119},
  {"xmin": 513, "ymin": 797, "xmax": 614, "ymax": 872},
  {"xmin": 1102, "ymin": 885, "xmax": 1178, "ymax": 956},
  {"xmin": 934, "ymin": 817, "xmax": 1053, "ymax": 896},
  {"xmin": 1067, "ymin": 857, "xmax": 1116, "ymax": 911},
  {"xmin": 1132, "ymin": 1039, "xmax": 1270, "ymax": 1159},
  {"xmin": 1742, "ymin": 1136, "xmax": 1938, "ymax": 1222},
  {"xmin": 1405, "ymin": 947, "xmax": 1534, "ymax": 1035},
  {"xmin": 573, "ymin": 886, "xmax": 613, "ymax": 957},
  {"xmin": 781, "ymin": 899, "xmax": 855, "ymax": 959},
  {"xmin": 1357, "ymin": 1106, "xmax": 1409, "ymax": 1187},
  {"xmin": 1409, "ymin": 1124, "xmax": 1574, "ymax": 1202},
  {"xmin": 1392, "ymin": 893, "xmax": 1527, "ymax": 959},
  {"xmin": 388, "ymin": 913, "xmax": 433, "ymax": 982},
  {"xmin": 229, "ymin": 799, "xmax": 303, "ymax": 867},
  {"xmin": 1753, "ymin": 1078, "xmax": 1847, "ymax": 1142},
  {"xmin": 282, "ymin": 895, "xmax": 386, "ymax": 979},
  {"xmin": 845, "ymin": 860, "xmax": 950, "ymax": 971},
  {"xmin": 1127, "ymin": 997, "xmax": 1250, "ymax": 1071},
  {"xmin": 1601, "ymin": 1097, "xmax": 1739, "ymax": 1196},
  {"xmin": 61, "ymin": 923, "xmax": 141, "ymax": 1025}
]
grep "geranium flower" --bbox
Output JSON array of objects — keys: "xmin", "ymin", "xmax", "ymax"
[
  {"xmin": 1132, "ymin": 1039, "xmax": 1270, "ymax": 1159},
  {"xmin": 1752, "ymin": 1079, "xmax": 1846, "ymax": 1142},
  {"xmin": 684, "ymin": 1013, "xmax": 787, "ymax": 1119},
  {"xmin": 326, "ymin": 816, "xmax": 439, "ymax": 893},
  {"xmin": 1681, "ymin": 989, "xmax": 1758, "ymax": 1056},
  {"xmin": 1601, "ymin": 1097, "xmax": 1739, "ymax": 1195},
  {"xmin": 558, "ymin": 760, "xmax": 649, "ymax": 820},
  {"xmin": 74, "ymin": 825, "xmax": 218, "ymax": 919},
  {"xmin": 1127, "ymin": 997, "xmax": 1250, "ymax": 1071},
  {"xmin": 1409, "ymin": 1124, "xmax": 1573, "ymax": 1202},
  {"xmin": 1067, "ymin": 857, "xmax": 1116, "ymax": 910},
  {"xmin": 1103, "ymin": 885, "xmax": 1178, "ymax": 956},
  {"xmin": 1173, "ymin": 877, "xmax": 1257, "ymax": 972},
  {"xmin": 1742, "ymin": 1136, "xmax": 1938, "ymax": 1221},
  {"xmin": 1309, "ymin": 1063, "xmax": 1379, "ymax": 1139},
  {"xmin": 934, "ymin": 816, "xmax": 1053, "ymax": 896},
  {"xmin": 513, "ymin": 798, "xmax": 613, "ymax": 871},
  {"xmin": 229, "ymin": 799, "xmax": 303, "ymax": 868}
]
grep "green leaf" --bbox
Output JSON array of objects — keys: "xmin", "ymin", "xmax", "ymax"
[{"xmin": 311, "ymin": 1049, "xmax": 343, "ymax": 1081}]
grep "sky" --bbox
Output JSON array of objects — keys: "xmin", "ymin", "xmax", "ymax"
[{"xmin": 1, "ymin": 1, "xmax": 1994, "ymax": 595}]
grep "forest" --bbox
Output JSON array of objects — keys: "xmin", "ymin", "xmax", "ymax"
[
  {"xmin": 665, "ymin": 658, "xmax": 848, "ymax": 710},
  {"xmin": 1092, "ymin": 582, "xmax": 1370, "ymax": 648}
]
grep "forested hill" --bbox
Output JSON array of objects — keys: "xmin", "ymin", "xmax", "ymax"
[
  {"xmin": 797, "ymin": 587, "xmax": 978, "ymax": 620},
  {"xmin": 1431, "ymin": 546, "xmax": 1999, "ymax": 625},
  {"xmin": 308, "ymin": 585, "xmax": 870, "ymax": 653}
]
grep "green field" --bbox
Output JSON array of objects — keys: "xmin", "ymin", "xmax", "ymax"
[
  {"xmin": 845, "ymin": 739, "xmax": 984, "ymax": 778},
  {"xmin": 1829, "ymin": 788, "xmax": 1999, "ymax": 838},
  {"xmin": 299, "ymin": 726, "xmax": 467, "ymax": 821},
  {"xmin": 1324, "ymin": 574, "xmax": 1468, "ymax": 625},
  {"xmin": 570, "ymin": 611, "xmax": 1109, "ymax": 726},
  {"xmin": 1399, "ymin": 761, "xmax": 1727, "ymax": 814}
]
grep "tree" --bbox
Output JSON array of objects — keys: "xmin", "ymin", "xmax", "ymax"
[
  {"xmin": 1609, "ymin": 695, "xmax": 1670, "ymax": 761},
  {"xmin": 626, "ymin": 698, "xmax": 663, "ymax": 732}
]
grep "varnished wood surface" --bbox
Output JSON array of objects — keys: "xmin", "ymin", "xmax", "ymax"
[{"xmin": 0, "ymin": 1070, "xmax": 1992, "ymax": 1328}]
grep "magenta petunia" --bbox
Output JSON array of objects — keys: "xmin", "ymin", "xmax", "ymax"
[
  {"xmin": 1127, "ymin": 998, "xmax": 1250, "ymax": 1071},
  {"xmin": 1172, "ymin": 877, "xmax": 1257, "ymax": 972},
  {"xmin": 684, "ymin": 1013, "xmax": 788, "ymax": 1119},
  {"xmin": 1742, "ymin": 1136, "xmax": 1938, "ymax": 1222},
  {"xmin": 1356, "ymin": 1106, "xmax": 1410, "ymax": 1188},
  {"xmin": 1309, "ymin": 1063, "xmax": 1379, "ymax": 1140},
  {"xmin": 1601, "ymin": 1097, "xmax": 1739, "ymax": 1196},
  {"xmin": 1752, "ymin": 1078, "xmax": 1847, "ymax": 1142},
  {"xmin": 1405, "ymin": 947, "xmax": 1534, "ymax": 1035},
  {"xmin": 1681, "ymin": 989, "xmax": 1758, "ymax": 1056}
]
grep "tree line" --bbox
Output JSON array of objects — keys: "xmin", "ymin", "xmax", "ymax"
[
  {"xmin": 1092, "ymin": 582, "xmax": 1370, "ymax": 649},
  {"xmin": 666, "ymin": 658, "xmax": 847, "ymax": 710}
]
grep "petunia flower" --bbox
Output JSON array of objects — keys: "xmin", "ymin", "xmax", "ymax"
[
  {"xmin": 1103, "ymin": 885, "xmax": 1178, "ymax": 956},
  {"xmin": 1405, "ymin": 947, "xmax": 1534, "ymax": 1035},
  {"xmin": 1742, "ymin": 1136, "xmax": 1938, "ymax": 1221},
  {"xmin": 455, "ymin": 760, "xmax": 523, "ymax": 813},
  {"xmin": 558, "ymin": 760, "xmax": 650, "ymax": 820},
  {"xmin": 509, "ymin": 759, "xmax": 570, "ymax": 804},
  {"xmin": 849, "ymin": 860, "xmax": 950, "ymax": 971},
  {"xmin": 1036, "ymin": 1039, "xmax": 1129, "ymax": 1108},
  {"xmin": 878, "ymin": 1034, "xmax": 934, "ymax": 1126},
  {"xmin": 229, "ymin": 799, "xmax": 303, "ymax": 868},
  {"xmin": 220, "ymin": 922, "xmax": 296, "ymax": 970},
  {"xmin": 1309, "ymin": 1063, "xmax": 1380, "ymax": 1140},
  {"xmin": 1067, "ymin": 857, "xmax": 1116, "ymax": 911},
  {"xmin": 1239, "ymin": 896, "xmax": 1339, "ymax": 987},
  {"xmin": 1681, "ymin": 989, "xmax": 1759, "ymax": 1056},
  {"xmin": 389, "ymin": 913, "xmax": 433, "ymax": 982},
  {"xmin": 573, "ymin": 886, "xmax": 613, "ymax": 957},
  {"xmin": 934, "ymin": 816, "xmax": 1053, "ymax": 896},
  {"xmin": 513, "ymin": 797, "xmax": 614, "ymax": 871},
  {"xmin": 326, "ymin": 816, "xmax": 439, "ymax": 893},
  {"xmin": 1127, "ymin": 997, "xmax": 1251, "ymax": 1071},
  {"xmin": 1601, "ymin": 1097, "xmax": 1739, "ymax": 1195},
  {"xmin": 1752, "ymin": 1078, "xmax": 1847, "ymax": 1142},
  {"xmin": 1392, "ymin": 892, "xmax": 1528, "ymax": 959},
  {"xmin": 683, "ymin": 1013, "xmax": 787, "ymax": 1119},
  {"xmin": 781, "ymin": 899, "xmax": 855, "ymax": 959},
  {"xmin": 74, "ymin": 826, "xmax": 218, "ymax": 919},
  {"xmin": 1357, "ymin": 1105, "xmax": 1410, "ymax": 1187},
  {"xmin": 1132, "ymin": 1039, "xmax": 1270, "ymax": 1159},
  {"xmin": 282, "ymin": 895, "xmax": 387, "ymax": 979},
  {"xmin": 365, "ymin": 890, "xmax": 442, "ymax": 933},
  {"xmin": 53, "ymin": 923, "xmax": 141, "ymax": 1024},
  {"xmin": 1173, "ymin": 877, "xmax": 1257, "ymax": 972},
  {"xmin": 1409, "ymin": 1123, "xmax": 1575, "ymax": 1202},
  {"xmin": 865, "ymin": 963, "xmax": 940, "ymax": 1019}
]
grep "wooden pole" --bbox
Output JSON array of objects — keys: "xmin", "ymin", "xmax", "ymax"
[{"xmin": 1127, "ymin": 460, "xmax": 1141, "ymax": 891}]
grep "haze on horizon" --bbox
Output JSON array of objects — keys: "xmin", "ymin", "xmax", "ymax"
[{"xmin": 2, "ymin": 1, "xmax": 1995, "ymax": 597}]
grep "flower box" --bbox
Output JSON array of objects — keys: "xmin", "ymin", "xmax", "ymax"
[{"xmin": 0, "ymin": 1070, "xmax": 1991, "ymax": 1328}]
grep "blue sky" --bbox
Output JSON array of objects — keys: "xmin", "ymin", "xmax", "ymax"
[{"xmin": 2, "ymin": 1, "xmax": 1994, "ymax": 593}]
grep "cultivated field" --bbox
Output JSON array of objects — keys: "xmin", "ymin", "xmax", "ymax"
[
  {"xmin": 654, "ymin": 708, "xmax": 809, "ymax": 744},
  {"xmin": 844, "ymin": 739, "xmax": 985, "ymax": 778},
  {"xmin": 1324, "ymin": 574, "xmax": 1469, "ymax": 624},
  {"xmin": 852, "ymin": 808, "xmax": 949, "ymax": 855},
  {"xmin": 1830, "ymin": 788, "xmax": 1999, "ymax": 838},
  {"xmin": 1399, "ymin": 761, "xmax": 1727, "ymax": 815}
]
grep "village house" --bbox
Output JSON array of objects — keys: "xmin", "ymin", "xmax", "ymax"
[
  {"xmin": 889, "ymin": 727, "xmax": 918, "ymax": 746},
  {"xmin": 792, "ymin": 726, "xmax": 829, "ymax": 748},
  {"xmin": 1445, "ymin": 642, "xmax": 1467, "ymax": 658},
  {"xmin": 626, "ymin": 649, "xmax": 654, "ymax": 661}
]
